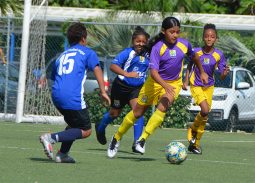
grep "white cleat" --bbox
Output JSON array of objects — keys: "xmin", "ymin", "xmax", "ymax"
[
  {"xmin": 107, "ymin": 136, "xmax": 120, "ymax": 158},
  {"xmin": 135, "ymin": 139, "xmax": 146, "ymax": 154},
  {"xmin": 39, "ymin": 133, "xmax": 54, "ymax": 160}
]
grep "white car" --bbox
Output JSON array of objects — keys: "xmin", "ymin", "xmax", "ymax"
[{"xmin": 180, "ymin": 66, "xmax": 255, "ymax": 132}]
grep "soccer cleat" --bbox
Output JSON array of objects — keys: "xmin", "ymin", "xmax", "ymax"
[
  {"xmin": 39, "ymin": 133, "xmax": 55, "ymax": 160},
  {"xmin": 95, "ymin": 123, "xmax": 107, "ymax": 145},
  {"xmin": 107, "ymin": 136, "xmax": 120, "ymax": 158},
  {"xmin": 188, "ymin": 144, "xmax": 202, "ymax": 155},
  {"xmin": 55, "ymin": 151, "xmax": 75, "ymax": 163},
  {"xmin": 189, "ymin": 137, "xmax": 196, "ymax": 145},
  {"xmin": 135, "ymin": 138, "xmax": 146, "ymax": 154},
  {"xmin": 132, "ymin": 141, "xmax": 140, "ymax": 153}
]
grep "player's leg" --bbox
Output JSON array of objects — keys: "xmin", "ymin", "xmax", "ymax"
[
  {"xmin": 135, "ymin": 79, "xmax": 182, "ymax": 154},
  {"xmin": 95, "ymin": 78, "xmax": 123, "ymax": 145},
  {"xmin": 129, "ymin": 89, "xmax": 144, "ymax": 152},
  {"xmin": 40, "ymin": 108, "xmax": 91, "ymax": 162},
  {"xmin": 135, "ymin": 95, "xmax": 172, "ymax": 154},
  {"xmin": 107, "ymin": 104, "xmax": 148, "ymax": 158},
  {"xmin": 95, "ymin": 108, "xmax": 120, "ymax": 145},
  {"xmin": 188, "ymin": 86, "xmax": 213, "ymax": 154}
]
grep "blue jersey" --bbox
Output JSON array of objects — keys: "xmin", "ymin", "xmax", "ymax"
[
  {"xmin": 112, "ymin": 47, "xmax": 149, "ymax": 87},
  {"xmin": 51, "ymin": 44, "xmax": 99, "ymax": 110}
]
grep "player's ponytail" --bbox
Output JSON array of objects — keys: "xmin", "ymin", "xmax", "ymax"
[
  {"xmin": 148, "ymin": 17, "xmax": 181, "ymax": 53},
  {"xmin": 132, "ymin": 26, "xmax": 150, "ymax": 41}
]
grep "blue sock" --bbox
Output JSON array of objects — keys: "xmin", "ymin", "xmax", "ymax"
[
  {"xmin": 97, "ymin": 112, "xmax": 115, "ymax": 133},
  {"xmin": 51, "ymin": 128, "xmax": 82, "ymax": 142},
  {"xmin": 60, "ymin": 141, "xmax": 74, "ymax": 154},
  {"xmin": 133, "ymin": 116, "xmax": 144, "ymax": 141}
]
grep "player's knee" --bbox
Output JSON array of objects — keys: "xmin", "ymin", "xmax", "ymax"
[
  {"xmin": 201, "ymin": 109, "xmax": 209, "ymax": 117},
  {"xmin": 110, "ymin": 113, "xmax": 119, "ymax": 118},
  {"xmin": 109, "ymin": 109, "xmax": 121, "ymax": 118},
  {"xmin": 133, "ymin": 110, "xmax": 143, "ymax": 119},
  {"xmin": 81, "ymin": 129, "xmax": 92, "ymax": 138}
]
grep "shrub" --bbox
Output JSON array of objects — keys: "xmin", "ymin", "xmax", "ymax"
[{"xmin": 85, "ymin": 91, "xmax": 190, "ymax": 129}]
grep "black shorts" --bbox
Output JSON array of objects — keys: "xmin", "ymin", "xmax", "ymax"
[
  {"xmin": 57, "ymin": 107, "xmax": 91, "ymax": 131},
  {"xmin": 110, "ymin": 77, "xmax": 142, "ymax": 109}
]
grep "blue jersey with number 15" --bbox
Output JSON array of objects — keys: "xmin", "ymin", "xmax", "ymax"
[{"xmin": 51, "ymin": 44, "xmax": 99, "ymax": 110}]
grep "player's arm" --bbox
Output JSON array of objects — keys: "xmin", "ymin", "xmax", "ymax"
[
  {"xmin": 0, "ymin": 48, "xmax": 6, "ymax": 64},
  {"xmin": 110, "ymin": 63, "xmax": 138, "ymax": 78},
  {"xmin": 182, "ymin": 62, "xmax": 193, "ymax": 90},
  {"xmin": 218, "ymin": 54, "xmax": 230, "ymax": 80},
  {"xmin": 93, "ymin": 65, "xmax": 111, "ymax": 105},
  {"xmin": 191, "ymin": 53, "xmax": 208, "ymax": 84}
]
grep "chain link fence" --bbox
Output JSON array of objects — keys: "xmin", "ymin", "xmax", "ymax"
[{"xmin": 0, "ymin": 16, "xmax": 255, "ymax": 132}]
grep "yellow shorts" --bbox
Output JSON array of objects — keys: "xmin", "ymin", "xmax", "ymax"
[
  {"xmin": 190, "ymin": 85, "xmax": 214, "ymax": 109},
  {"xmin": 137, "ymin": 76, "xmax": 182, "ymax": 106}
]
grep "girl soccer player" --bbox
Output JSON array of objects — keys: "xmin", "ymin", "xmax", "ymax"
[
  {"xmin": 107, "ymin": 16, "xmax": 208, "ymax": 158},
  {"xmin": 95, "ymin": 26, "xmax": 150, "ymax": 152},
  {"xmin": 39, "ymin": 22, "xmax": 110, "ymax": 163},
  {"xmin": 183, "ymin": 23, "xmax": 229, "ymax": 154}
]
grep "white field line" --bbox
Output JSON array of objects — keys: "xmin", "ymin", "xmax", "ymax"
[{"xmin": 0, "ymin": 145, "xmax": 254, "ymax": 166}]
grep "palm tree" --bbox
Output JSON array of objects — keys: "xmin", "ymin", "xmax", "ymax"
[
  {"xmin": 0, "ymin": 0, "xmax": 22, "ymax": 16},
  {"xmin": 216, "ymin": 36, "xmax": 255, "ymax": 71},
  {"xmin": 236, "ymin": 0, "xmax": 255, "ymax": 15},
  {"xmin": 86, "ymin": 13, "xmax": 160, "ymax": 57}
]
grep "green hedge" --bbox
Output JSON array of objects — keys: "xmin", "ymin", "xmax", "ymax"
[{"xmin": 85, "ymin": 90, "xmax": 190, "ymax": 129}]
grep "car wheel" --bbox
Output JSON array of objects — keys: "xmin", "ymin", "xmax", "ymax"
[{"xmin": 225, "ymin": 109, "xmax": 238, "ymax": 132}]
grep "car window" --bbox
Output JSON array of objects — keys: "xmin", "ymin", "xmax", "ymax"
[
  {"xmin": 0, "ymin": 64, "xmax": 19, "ymax": 82},
  {"xmin": 235, "ymin": 70, "xmax": 253, "ymax": 87},
  {"xmin": 214, "ymin": 70, "xmax": 233, "ymax": 88}
]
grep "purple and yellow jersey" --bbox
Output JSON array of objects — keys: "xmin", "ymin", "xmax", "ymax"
[
  {"xmin": 190, "ymin": 48, "xmax": 226, "ymax": 87},
  {"xmin": 149, "ymin": 38, "xmax": 195, "ymax": 81}
]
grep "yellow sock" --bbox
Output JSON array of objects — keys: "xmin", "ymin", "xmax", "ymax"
[
  {"xmin": 191, "ymin": 112, "xmax": 203, "ymax": 132},
  {"xmin": 114, "ymin": 111, "xmax": 137, "ymax": 141},
  {"xmin": 139, "ymin": 109, "xmax": 166, "ymax": 141},
  {"xmin": 187, "ymin": 127, "xmax": 193, "ymax": 142},
  {"xmin": 195, "ymin": 116, "xmax": 208, "ymax": 146},
  {"xmin": 189, "ymin": 112, "xmax": 208, "ymax": 146}
]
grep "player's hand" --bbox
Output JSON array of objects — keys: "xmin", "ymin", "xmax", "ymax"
[
  {"xmin": 124, "ymin": 71, "xmax": 139, "ymax": 78},
  {"xmin": 165, "ymin": 84, "xmax": 176, "ymax": 98},
  {"xmin": 182, "ymin": 80, "xmax": 189, "ymax": 90},
  {"xmin": 223, "ymin": 65, "xmax": 230, "ymax": 76},
  {"xmin": 100, "ymin": 92, "xmax": 111, "ymax": 106},
  {"xmin": 200, "ymin": 72, "xmax": 208, "ymax": 85}
]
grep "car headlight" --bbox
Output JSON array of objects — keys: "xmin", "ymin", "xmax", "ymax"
[{"xmin": 212, "ymin": 94, "xmax": 227, "ymax": 101}]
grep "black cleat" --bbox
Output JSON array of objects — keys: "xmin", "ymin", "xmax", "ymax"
[
  {"xmin": 95, "ymin": 123, "xmax": 107, "ymax": 145},
  {"xmin": 188, "ymin": 144, "xmax": 202, "ymax": 155}
]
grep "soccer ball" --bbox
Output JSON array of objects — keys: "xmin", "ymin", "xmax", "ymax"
[{"xmin": 165, "ymin": 141, "xmax": 188, "ymax": 164}]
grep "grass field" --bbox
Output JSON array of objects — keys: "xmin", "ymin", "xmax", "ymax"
[{"xmin": 0, "ymin": 121, "xmax": 254, "ymax": 183}]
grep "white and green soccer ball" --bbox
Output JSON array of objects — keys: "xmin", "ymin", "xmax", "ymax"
[{"xmin": 165, "ymin": 141, "xmax": 188, "ymax": 164}]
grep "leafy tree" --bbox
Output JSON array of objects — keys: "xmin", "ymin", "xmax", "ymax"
[
  {"xmin": 48, "ymin": 0, "xmax": 109, "ymax": 8},
  {"xmin": 236, "ymin": 0, "xmax": 255, "ymax": 15},
  {"xmin": 86, "ymin": 13, "xmax": 159, "ymax": 57},
  {"xmin": 216, "ymin": 35, "xmax": 255, "ymax": 72},
  {"xmin": 0, "ymin": 0, "xmax": 23, "ymax": 16}
]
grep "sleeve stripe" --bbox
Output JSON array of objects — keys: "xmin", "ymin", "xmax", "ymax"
[
  {"xmin": 176, "ymin": 42, "xmax": 188, "ymax": 54},
  {"xmin": 160, "ymin": 44, "xmax": 168, "ymax": 56}
]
